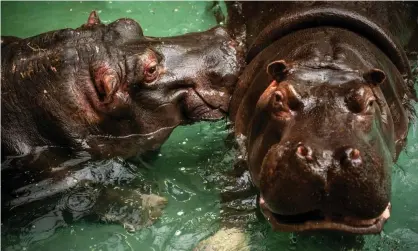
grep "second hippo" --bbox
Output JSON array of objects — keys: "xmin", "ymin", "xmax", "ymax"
[{"xmin": 219, "ymin": 0, "xmax": 417, "ymax": 237}]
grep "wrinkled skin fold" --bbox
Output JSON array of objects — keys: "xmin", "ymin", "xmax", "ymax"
[{"xmin": 226, "ymin": 1, "xmax": 417, "ymax": 234}]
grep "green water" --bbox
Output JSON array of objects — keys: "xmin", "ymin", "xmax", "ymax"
[{"xmin": 1, "ymin": 1, "xmax": 418, "ymax": 251}]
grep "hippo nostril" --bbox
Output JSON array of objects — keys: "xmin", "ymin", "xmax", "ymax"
[
  {"xmin": 296, "ymin": 143, "xmax": 313, "ymax": 161},
  {"xmin": 297, "ymin": 145, "xmax": 308, "ymax": 156},
  {"xmin": 272, "ymin": 91, "xmax": 284, "ymax": 108},
  {"xmin": 340, "ymin": 148, "xmax": 362, "ymax": 167},
  {"xmin": 273, "ymin": 91, "xmax": 284, "ymax": 102},
  {"xmin": 349, "ymin": 149, "xmax": 361, "ymax": 160}
]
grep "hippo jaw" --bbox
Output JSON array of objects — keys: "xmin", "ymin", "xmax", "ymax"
[{"xmin": 259, "ymin": 197, "xmax": 391, "ymax": 234}]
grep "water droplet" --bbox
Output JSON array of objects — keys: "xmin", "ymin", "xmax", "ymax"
[
  {"xmin": 180, "ymin": 167, "xmax": 185, "ymax": 171},
  {"xmin": 182, "ymin": 141, "xmax": 186, "ymax": 145},
  {"xmin": 158, "ymin": 153, "xmax": 162, "ymax": 157},
  {"xmin": 69, "ymin": 9, "xmax": 72, "ymax": 12},
  {"xmin": 174, "ymin": 8, "xmax": 179, "ymax": 12},
  {"xmin": 175, "ymin": 230, "xmax": 181, "ymax": 236},
  {"xmin": 126, "ymin": 9, "xmax": 132, "ymax": 13},
  {"xmin": 177, "ymin": 211, "xmax": 184, "ymax": 216}
]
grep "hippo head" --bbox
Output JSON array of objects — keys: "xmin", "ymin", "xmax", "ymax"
[
  {"xmin": 244, "ymin": 60, "xmax": 396, "ymax": 234},
  {"xmin": 1, "ymin": 11, "xmax": 243, "ymax": 158},
  {"xmin": 78, "ymin": 13, "xmax": 243, "ymax": 157}
]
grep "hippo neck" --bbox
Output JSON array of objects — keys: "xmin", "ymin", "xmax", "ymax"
[{"xmin": 246, "ymin": 6, "xmax": 411, "ymax": 80}]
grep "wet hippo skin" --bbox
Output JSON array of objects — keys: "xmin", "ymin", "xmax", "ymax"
[
  {"xmin": 1, "ymin": 11, "xmax": 243, "ymax": 160},
  {"xmin": 224, "ymin": 1, "xmax": 418, "ymax": 235},
  {"xmin": 0, "ymin": 11, "xmax": 244, "ymax": 234}
]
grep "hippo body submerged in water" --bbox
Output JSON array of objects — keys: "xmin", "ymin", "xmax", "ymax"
[
  {"xmin": 200, "ymin": 2, "xmax": 418, "ymax": 244},
  {"xmin": 1, "ymin": 11, "xmax": 243, "ymax": 234}
]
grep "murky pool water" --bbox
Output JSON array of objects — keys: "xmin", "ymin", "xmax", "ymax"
[{"xmin": 2, "ymin": 1, "xmax": 418, "ymax": 251}]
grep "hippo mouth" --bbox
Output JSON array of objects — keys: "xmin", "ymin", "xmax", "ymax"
[
  {"xmin": 183, "ymin": 87, "xmax": 229, "ymax": 121},
  {"xmin": 259, "ymin": 197, "xmax": 391, "ymax": 234}
]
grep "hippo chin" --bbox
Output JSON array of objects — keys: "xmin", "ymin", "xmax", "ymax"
[
  {"xmin": 226, "ymin": 2, "xmax": 417, "ymax": 234},
  {"xmin": 1, "ymin": 11, "xmax": 243, "ymax": 160}
]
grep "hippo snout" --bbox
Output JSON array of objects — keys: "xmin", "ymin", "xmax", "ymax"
[
  {"xmin": 257, "ymin": 139, "xmax": 391, "ymax": 233},
  {"xmin": 295, "ymin": 144, "xmax": 363, "ymax": 168}
]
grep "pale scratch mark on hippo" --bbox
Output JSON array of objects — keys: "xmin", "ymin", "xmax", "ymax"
[{"xmin": 27, "ymin": 42, "xmax": 46, "ymax": 52}]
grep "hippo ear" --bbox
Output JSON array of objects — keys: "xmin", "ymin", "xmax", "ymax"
[
  {"xmin": 267, "ymin": 60, "xmax": 289, "ymax": 79},
  {"xmin": 86, "ymin": 11, "xmax": 101, "ymax": 26},
  {"xmin": 363, "ymin": 69, "xmax": 386, "ymax": 86}
]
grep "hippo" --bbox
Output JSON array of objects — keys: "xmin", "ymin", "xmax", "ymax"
[
  {"xmin": 197, "ymin": 3, "xmax": 418, "ymax": 248},
  {"xmin": 1, "ymin": 11, "xmax": 243, "ymax": 161},
  {"xmin": 1, "ymin": 11, "xmax": 243, "ymax": 237},
  {"xmin": 224, "ymin": 0, "xmax": 417, "ymax": 235}
]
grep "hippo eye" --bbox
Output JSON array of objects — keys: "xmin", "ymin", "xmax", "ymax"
[{"xmin": 144, "ymin": 61, "xmax": 159, "ymax": 83}]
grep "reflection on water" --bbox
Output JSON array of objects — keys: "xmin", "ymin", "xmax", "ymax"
[{"xmin": 2, "ymin": 1, "xmax": 418, "ymax": 251}]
